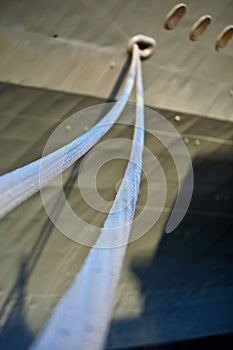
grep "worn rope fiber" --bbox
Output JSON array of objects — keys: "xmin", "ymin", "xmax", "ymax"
[
  {"xmin": 30, "ymin": 44, "xmax": 144, "ymax": 350},
  {"xmin": 0, "ymin": 47, "xmax": 137, "ymax": 219}
]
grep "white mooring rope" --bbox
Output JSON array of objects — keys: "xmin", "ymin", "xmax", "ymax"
[
  {"xmin": 30, "ymin": 44, "xmax": 145, "ymax": 350},
  {"xmin": 0, "ymin": 46, "xmax": 137, "ymax": 219}
]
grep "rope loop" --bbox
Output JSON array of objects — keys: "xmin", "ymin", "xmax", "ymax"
[{"xmin": 127, "ymin": 34, "xmax": 156, "ymax": 59}]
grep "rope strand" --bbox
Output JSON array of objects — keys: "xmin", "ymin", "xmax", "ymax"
[
  {"xmin": 30, "ymin": 44, "xmax": 145, "ymax": 350},
  {"xmin": 0, "ymin": 47, "xmax": 137, "ymax": 219}
]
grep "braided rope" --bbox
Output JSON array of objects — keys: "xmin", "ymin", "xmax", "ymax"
[
  {"xmin": 30, "ymin": 44, "xmax": 144, "ymax": 350},
  {"xmin": 0, "ymin": 47, "xmax": 137, "ymax": 219}
]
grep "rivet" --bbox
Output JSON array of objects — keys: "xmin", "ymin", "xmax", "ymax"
[
  {"xmin": 65, "ymin": 124, "xmax": 71, "ymax": 131},
  {"xmin": 29, "ymin": 301, "xmax": 36, "ymax": 309},
  {"xmin": 110, "ymin": 61, "xmax": 116, "ymax": 69},
  {"xmin": 194, "ymin": 139, "xmax": 200, "ymax": 146},
  {"xmin": 174, "ymin": 115, "xmax": 181, "ymax": 122},
  {"xmin": 83, "ymin": 126, "xmax": 89, "ymax": 131},
  {"xmin": 184, "ymin": 137, "xmax": 190, "ymax": 144},
  {"xmin": 229, "ymin": 88, "xmax": 233, "ymax": 97}
]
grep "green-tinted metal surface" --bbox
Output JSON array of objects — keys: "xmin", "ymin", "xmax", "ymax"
[
  {"xmin": 0, "ymin": 0, "xmax": 233, "ymax": 121},
  {"xmin": 0, "ymin": 82, "xmax": 232, "ymax": 349}
]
